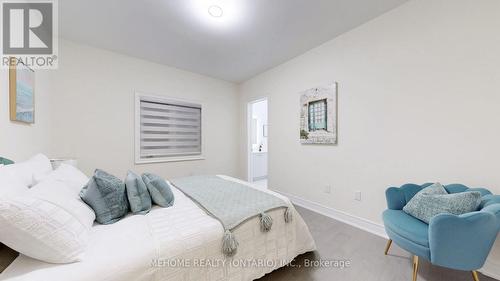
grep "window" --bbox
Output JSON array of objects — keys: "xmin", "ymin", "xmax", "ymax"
[
  {"xmin": 135, "ymin": 94, "xmax": 202, "ymax": 163},
  {"xmin": 308, "ymin": 99, "xmax": 327, "ymax": 131}
]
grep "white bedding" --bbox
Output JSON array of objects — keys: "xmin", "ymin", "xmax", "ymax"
[{"xmin": 0, "ymin": 176, "xmax": 316, "ymax": 281}]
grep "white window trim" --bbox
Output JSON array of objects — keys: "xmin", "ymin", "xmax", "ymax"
[{"xmin": 135, "ymin": 92, "xmax": 205, "ymax": 164}]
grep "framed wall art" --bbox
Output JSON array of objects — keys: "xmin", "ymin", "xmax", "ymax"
[
  {"xmin": 9, "ymin": 59, "xmax": 35, "ymax": 124},
  {"xmin": 299, "ymin": 82, "xmax": 337, "ymax": 144}
]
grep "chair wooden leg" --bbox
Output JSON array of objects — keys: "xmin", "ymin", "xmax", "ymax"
[
  {"xmin": 412, "ymin": 256, "xmax": 419, "ymax": 281},
  {"xmin": 472, "ymin": 271, "xmax": 480, "ymax": 281},
  {"xmin": 384, "ymin": 239, "xmax": 392, "ymax": 255}
]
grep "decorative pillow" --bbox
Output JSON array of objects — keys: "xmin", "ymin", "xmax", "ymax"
[
  {"xmin": 142, "ymin": 173, "xmax": 175, "ymax": 207},
  {"xmin": 0, "ymin": 195, "xmax": 90, "ymax": 263},
  {"xmin": 0, "ymin": 157, "xmax": 14, "ymax": 165},
  {"xmin": 125, "ymin": 171, "xmax": 152, "ymax": 214},
  {"xmin": 80, "ymin": 169, "xmax": 128, "ymax": 224},
  {"xmin": 422, "ymin": 182, "xmax": 448, "ymax": 195},
  {"xmin": 2, "ymin": 154, "xmax": 52, "ymax": 187},
  {"xmin": 404, "ymin": 183, "xmax": 481, "ymax": 223},
  {"xmin": 403, "ymin": 183, "xmax": 447, "ymax": 222}
]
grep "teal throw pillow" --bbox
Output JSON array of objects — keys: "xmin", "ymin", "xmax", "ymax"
[
  {"xmin": 142, "ymin": 173, "xmax": 174, "ymax": 208},
  {"xmin": 125, "ymin": 171, "xmax": 152, "ymax": 214},
  {"xmin": 80, "ymin": 169, "xmax": 129, "ymax": 224},
  {"xmin": 0, "ymin": 157, "xmax": 14, "ymax": 165},
  {"xmin": 403, "ymin": 183, "xmax": 481, "ymax": 223}
]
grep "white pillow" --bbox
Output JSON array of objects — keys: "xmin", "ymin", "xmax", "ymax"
[
  {"xmin": 0, "ymin": 195, "xmax": 89, "ymax": 263},
  {"xmin": 30, "ymin": 179, "xmax": 96, "ymax": 230},
  {"xmin": 2, "ymin": 154, "xmax": 52, "ymax": 187},
  {"xmin": 0, "ymin": 166, "xmax": 29, "ymax": 196},
  {"xmin": 34, "ymin": 163, "xmax": 89, "ymax": 195},
  {"xmin": 31, "ymin": 164, "xmax": 95, "ymax": 228}
]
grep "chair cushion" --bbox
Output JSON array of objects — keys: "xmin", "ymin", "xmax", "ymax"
[{"xmin": 383, "ymin": 209, "xmax": 429, "ymax": 247}]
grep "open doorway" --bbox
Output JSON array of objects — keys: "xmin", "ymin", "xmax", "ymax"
[{"xmin": 247, "ymin": 98, "xmax": 268, "ymax": 189}]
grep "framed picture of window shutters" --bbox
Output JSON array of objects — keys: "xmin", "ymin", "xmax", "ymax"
[{"xmin": 299, "ymin": 82, "xmax": 337, "ymax": 144}]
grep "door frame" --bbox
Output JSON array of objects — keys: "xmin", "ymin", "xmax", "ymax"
[{"xmin": 247, "ymin": 97, "xmax": 268, "ymax": 182}]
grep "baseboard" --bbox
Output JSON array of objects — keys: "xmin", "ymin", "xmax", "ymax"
[
  {"xmin": 276, "ymin": 190, "xmax": 500, "ymax": 280},
  {"xmin": 274, "ymin": 190, "xmax": 388, "ymax": 239}
]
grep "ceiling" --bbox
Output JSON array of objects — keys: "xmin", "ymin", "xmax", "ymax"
[{"xmin": 60, "ymin": 0, "xmax": 409, "ymax": 83}]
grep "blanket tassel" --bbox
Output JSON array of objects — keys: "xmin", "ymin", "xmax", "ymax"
[
  {"xmin": 260, "ymin": 212, "xmax": 273, "ymax": 232},
  {"xmin": 222, "ymin": 230, "xmax": 238, "ymax": 257},
  {"xmin": 284, "ymin": 207, "xmax": 293, "ymax": 223}
]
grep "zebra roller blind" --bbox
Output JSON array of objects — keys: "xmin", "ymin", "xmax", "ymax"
[{"xmin": 136, "ymin": 94, "xmax": 202, "ymax": 163}]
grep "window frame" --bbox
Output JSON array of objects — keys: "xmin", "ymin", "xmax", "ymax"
[
  {"xmin": 135, "ymin": 92, "xmax": 204, "ymax": 164},
  {"xmin": 308, "ymin": 99, "xmax": 328, "ymax": 131}
]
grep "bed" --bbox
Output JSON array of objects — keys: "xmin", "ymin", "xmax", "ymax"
[{"xmin": 0, "ymin": 175, "xmax": 316, "ymax": 281}]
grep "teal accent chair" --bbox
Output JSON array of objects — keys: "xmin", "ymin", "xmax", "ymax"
[{"xmin": 382, "ymin": 183, "xmax": 500, "ymax": 281}]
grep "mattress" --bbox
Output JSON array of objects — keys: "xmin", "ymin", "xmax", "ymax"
[{"xmin": 0, "ymin": 175, "xmax": 316, "ymax": 281}]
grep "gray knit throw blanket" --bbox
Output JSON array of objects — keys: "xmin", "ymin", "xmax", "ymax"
[{"xmin": 169, "ymin": 175, "xmax": 292, "ymax": 257}]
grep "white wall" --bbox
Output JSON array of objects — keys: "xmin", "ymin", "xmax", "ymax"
[
  {"xmin": 0, "ymin": 69, "xmax": 53, "ymax": 161},
  {"xmin": 1, "ymin": 40, "xmax": 240, "ymax": 181},
  {"xmin": 48, "ymin": 40, "xmax": 240, "ymax": 179},
  {"xmin": 238, "ymin": 0, "xmax": 500, "ymax": 276}
]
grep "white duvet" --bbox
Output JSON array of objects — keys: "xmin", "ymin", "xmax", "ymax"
[{"xmin": 0, "ymin": 176, "xmax": 316, "ymax": 281}]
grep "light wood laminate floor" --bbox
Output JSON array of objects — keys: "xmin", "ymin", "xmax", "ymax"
[{"xmin": 257, "ymin": 206, "xmax": 497, "ymax": 281}]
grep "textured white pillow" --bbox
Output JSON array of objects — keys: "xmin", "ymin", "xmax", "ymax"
[
  {"xmin": 31, "ymin": 179, "xmax": 96, "ymax": 229},
  {"xmin": 2, "ymin": 154, "xmax": 52, "ymax": 187},
  {"xmin": 0, "ymin": 195, "xmax": 90, "ymax": 263},
  {"xmin": 0, "ymin": 166, "xmax": 29, "ymax": 196},
  {"xmin": 30, "ymin": 164, "xmax": 95, "ymax": 229}
]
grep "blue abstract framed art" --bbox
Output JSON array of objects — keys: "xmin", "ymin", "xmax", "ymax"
[{"xmin": 9, "ymin": 59, "xmax": 35, "ymax": 124}]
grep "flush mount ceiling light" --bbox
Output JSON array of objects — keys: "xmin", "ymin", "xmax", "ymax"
[
  {"xmin": 208, "ymin": 5, "xmax": 223, "ymax": 17},
  {"xmin": 187, "ymin": 0, "xmax": 247, "ymax": 31}
]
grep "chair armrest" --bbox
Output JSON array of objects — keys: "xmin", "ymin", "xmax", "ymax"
[
  {"xmin": 482, "ymin": 203, "xmax": 500, "ymax": 222},
  {"xmin": 429, "ymin": 211, "xmax": 500, "ymax": 270}
]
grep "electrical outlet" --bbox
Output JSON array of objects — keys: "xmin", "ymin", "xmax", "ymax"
[
  {"xmin": 355, "ymin": 191, "xmax": 362, "ymax": 201},
  {"xmin": 324, "ymin": 185, "xmax": 332, "ymax": 194}
]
